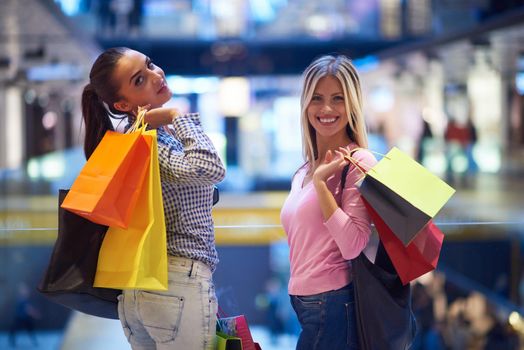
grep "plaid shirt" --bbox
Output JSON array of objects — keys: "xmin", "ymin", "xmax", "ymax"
[{"xmin": 154, "ymin": 113, "xmax": 225, "ymax": 272}]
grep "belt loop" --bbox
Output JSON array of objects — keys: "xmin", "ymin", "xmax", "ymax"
[{"xmin": 188, "ymin": 260, "xmax": 194, "ymax": 278}]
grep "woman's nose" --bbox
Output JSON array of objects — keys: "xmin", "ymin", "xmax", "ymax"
[
  {"xmin": 320, "ymin": 103, "xmax": 333, "ymax": 113},
  {"xmin": 151, "ymin": 72, "xmax": 163, "ymax": 85}
]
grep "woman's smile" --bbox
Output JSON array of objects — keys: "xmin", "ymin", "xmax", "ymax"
[{"xmin": 317, "ymin": 115, "xmax": 340, "ymax": 125}]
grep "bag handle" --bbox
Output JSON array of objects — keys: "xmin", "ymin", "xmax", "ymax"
[
  {"xmin": 126, "ymin": 107, "xmax": 148, "ymax": 134},
  {"xmin": 340, "ymin": 148, "xmax": 381, "ymax": 263},
  {"xmin": 340, "ymin": 148, "xmax": 364, "ymax": 189},
  {"xmin": 343, "ymin": 147, "xmax": 389, "ymax": 180}
]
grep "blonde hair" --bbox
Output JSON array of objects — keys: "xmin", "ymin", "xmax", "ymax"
[{"xmin": 300, "ymin": 55, "xmax": 368, "ymax": 163}]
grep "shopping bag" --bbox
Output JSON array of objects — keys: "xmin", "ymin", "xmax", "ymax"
[
  {"xmin": 363, "ymin": 198, "xmax": 445, "ymax": 285},
  {"xmin": 61, "ymin": 129, "xmax": 150, "ymax": 228},
  {"xmin": 37, "ymin": 189, "xmax": 121, "ymax": 319},
  {"xmin": 216, "ymin": 331, "xmax": 242, "ymax": 350},
  {"xmin": 217, "ymin": 315, "xmax": 258, "ymax": 350},
  {"xmin": 357, "ymin": 147, "xmax": 454, "ymax": 245},
  {"xmin": 94, "ymin": 129, "xmax": 168, "ymax": 290},
  {"xmin": 339, "ymin": 163, "xmax": 416, "ymax": 349},
  {"xmin": 352, "ymin": 243, "xmax": 417, "ymax": 350}
]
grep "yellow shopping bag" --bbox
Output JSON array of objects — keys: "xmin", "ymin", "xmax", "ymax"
[
  {"xmin": 61, "ymin": 129, "xmax": 150, "ymax": 228},
  {"xmin": 94, "ymin": 128, "xmax": 168, "ymax": 291},
  {"xmin": 357, "ymin": 147, "xmax": 455, "ymax": 246}
]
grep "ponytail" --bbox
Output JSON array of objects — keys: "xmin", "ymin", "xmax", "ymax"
[
  {"xmin": 81, "ymin": 47, "xmax": 128, "ymax": 159},
  {"xmin": 81, "ymin": 84, "xmax": 114, "ymax": 159}
]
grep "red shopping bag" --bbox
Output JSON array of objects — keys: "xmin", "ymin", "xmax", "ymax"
[{"xmin": 363, "ymin": 198, "xmax": 444, "ymax": 285}]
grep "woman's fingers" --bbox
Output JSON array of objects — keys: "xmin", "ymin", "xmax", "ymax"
[
  {"xmin": 334, "ymin": 150, "xmax": 345, "ymax": 159},
  {"xmin": 339, "ymin": 147, "xmax": 356, "ymax": 163},
  {"xmin": 338, "ymin": 147, "xmax": 352, "ymax": 157},
  {"xmin": 324, "ymin": 150, "xmax": 333, "ymax": 163},
  {"xmin": 335, "ymin": 150, "xmax": 350, "ymax": 164}
]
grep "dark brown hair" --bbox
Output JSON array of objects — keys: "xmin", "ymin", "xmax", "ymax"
[{"xmin": 81, "ymin": 47, "xmax": 128, "ymax": 159}]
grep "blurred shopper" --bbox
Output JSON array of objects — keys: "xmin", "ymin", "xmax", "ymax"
[
  {"xmin": 96, "ymin": 0, "xmax": 116, "ymax": 36},
  {"xmin": 8, "ymin": 283, "xmax": 40, "ymax": 348},
  {"xmin": 444, "ymin": 116, "xmax": 477, "ymax": 186},
  {"xmin": 416, "ymin": 116, "xmax": 434, "ymax": 163},
  {"xmin": 367, "ymin": 122, "xmax": 389, "ymax": 156},
  {"xmin": 443, "ymin": 298, "xmax": 472, "ymax": 350},
  {"xmin": 81, "ymin": 47, "xmax": 225, "ymax": 349},
  {"xmin": 483, "ymin": 317, "xmax": 520, "ymax": 350},
  {"xmin": 260, "ymin": 277, "xmax": 286, "ymax": 345},
  {"xmin": 129, "ymin": 0, "xmax": 145, "ymax": 36},
  {"xmin": 411, "ymin": 282, "xmax": 445, "ymax": 350},
  {"xmin": 280, "ymin": 55, "xmax": 377, "ymax": 350},
  {"xmin": 111, "ymin": 0, "xmax": 133, "ymax": 36}
]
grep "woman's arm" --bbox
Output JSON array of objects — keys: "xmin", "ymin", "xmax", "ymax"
[
  {"xmin": 313, "ymin": 149, "xmax": 349, "ymax": 220},
  {"xmin": 142, "ymin": 106, "xmax": 179, "ymax": 128},
  {"xmin": 314, "ymin": 148, "xmax": 377, "ymax": 259},
  {"xmin": 158, "ymin": 113, "xmax": 226, "ymax": 185}
]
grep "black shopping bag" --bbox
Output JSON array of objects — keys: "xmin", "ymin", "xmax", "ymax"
[
  {"xmin": 37, "ymin": 189, "xmax": 121, "ymax": 319},
  {"xmin": 338, "ymin": 162, "xmax": 417, "ymax": 349},
  {"xmin": 352, "ymin": 243, "xmax": 417, "ymax": 350},
  {"xmin": 355, "ymin": 147, "xmax": 454, "ymax": 246}
]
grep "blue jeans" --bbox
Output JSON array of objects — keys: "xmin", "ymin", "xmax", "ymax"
[
  {"xmin": 118, "ymin": 256, "xmax": 217, "ymax": 350},
  {"xmin": 290, "ymin": 283, "xmax": 359, "ymax": 350}
]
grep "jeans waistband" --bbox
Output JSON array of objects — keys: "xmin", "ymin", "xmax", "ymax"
[
  {"xmin": 293, "ymin": 283, "xmax": 354, "ymax": 298},
  {"xmin": 168, "ymin": 255, "xmax": 212, "ymax": 279}
]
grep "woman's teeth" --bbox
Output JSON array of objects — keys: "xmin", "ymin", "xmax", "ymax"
[{"xmin": 318, "ymin": 117, "xmax": 337, "ymax": 124}]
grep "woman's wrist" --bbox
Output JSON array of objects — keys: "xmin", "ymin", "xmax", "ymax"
[
  {"xmin": 170, "ymin": 109, "xmax": 179, "ymax": 124},
  {"xmin": 312, "ymin": 175, "xmax": 327, "ymax": 188}
]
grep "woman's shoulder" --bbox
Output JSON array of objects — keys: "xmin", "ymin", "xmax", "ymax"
[
  {"xmin": 155, "ymin": 127, "xmax": 183, "ymax": 153},
  {"xmin": 291, "ymin": 162, "xmax": 308, "ymax": 180},
  {"xmin": 156, "ymin": 126, "xmax": 177, "ymax": 140}
]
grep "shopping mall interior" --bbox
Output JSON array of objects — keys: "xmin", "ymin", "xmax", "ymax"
[{"xmin": 1, "ymin": 0, "xmax": 524, "ymax": 349}]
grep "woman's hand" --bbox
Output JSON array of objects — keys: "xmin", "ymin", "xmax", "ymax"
[
  {"xmin": 312, "ymin": 148, "xmax": 350, "ymax": 185},
  {"xmin": 312, "ymin": 148, "xmax": 351, "ymax": 221},
  {"xmin": 142, "ymin": 106, "xmax": 180, "ymax": 128}
]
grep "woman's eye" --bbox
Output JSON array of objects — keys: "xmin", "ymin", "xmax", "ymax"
[
  {"xmin": 147, "ymin": 61, "xmax": 154, "ymax": 69},
  {"xmin": 311, "ymin": 95, "xmax": 322, "ymax": 101},
  {"xmin": 135, "ymin": 76, "xmax": 144, "ymax": 86},
  {"xmin": 333, "ymin": 95, "xmax": 344, "ymax": 101}
]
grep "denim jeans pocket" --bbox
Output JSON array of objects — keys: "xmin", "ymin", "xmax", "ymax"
[
  {"xmin": 206, "ymin": 282, "xmax": 218, "ymax": 318},
  {"xmin": 295, "ymin": 295, "xmax": 323, "ymax": 308},
  {"xmin": 137, "ymin": 291, "xmax": 185, "ymax": 343},
  {"xmin": 117, "ymin": 294, "xmax": 132, "ymax": 341}
]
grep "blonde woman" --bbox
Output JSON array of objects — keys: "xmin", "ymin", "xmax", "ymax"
[{"xmin": 280, "ymin": 55, "xmax": 377, "ymax": 349}]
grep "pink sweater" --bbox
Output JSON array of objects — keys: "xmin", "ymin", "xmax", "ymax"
[{"xmin": 280, "ymin": 147, "xmax": 377, "ymax": 296}]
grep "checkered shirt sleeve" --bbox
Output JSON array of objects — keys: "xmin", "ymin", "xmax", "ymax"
[{"xmin": 156, "ymin": 113, "xmax": 226, "ymax": 271}]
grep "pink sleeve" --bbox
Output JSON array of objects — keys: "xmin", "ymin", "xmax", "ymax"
[{"xmin": 324, "ymin": 149, "xmax": 378, "ymax": 260}]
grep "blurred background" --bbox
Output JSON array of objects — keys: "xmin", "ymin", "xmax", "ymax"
[{"xmin": 1, "ymin": 0, "xmax": 524, "ymax": 349}]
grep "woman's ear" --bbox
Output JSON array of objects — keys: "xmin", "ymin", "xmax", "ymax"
[{"xmin": 113, "ymin": 100, "xmax": 132, "ymax": 113}]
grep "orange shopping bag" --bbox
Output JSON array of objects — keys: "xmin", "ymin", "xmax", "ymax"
[
  {"xmin": 61, "ymin": 129, "xmax": 150, "ymax": 228},
  {"xmin": 94, "ymin": 128, "xmax": 168, "ymax": 291}
]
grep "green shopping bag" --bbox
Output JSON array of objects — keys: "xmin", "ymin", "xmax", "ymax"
[
  {"xmin": 357, "ymin": 147, "xmax": 455, "ymax": 246},
  {"xmin": 216, "ymin": 331, "xmax": 242, "ymax": 350}
]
